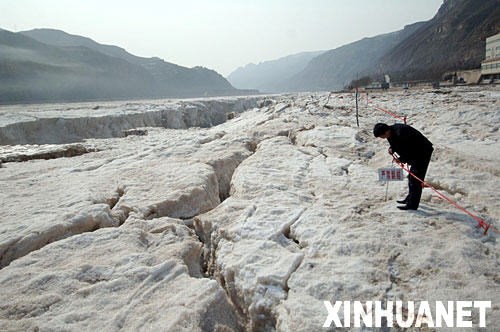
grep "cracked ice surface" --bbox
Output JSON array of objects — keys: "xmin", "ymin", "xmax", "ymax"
[
  {"xmin": 0, "ymin": 96, "xmax": 261, "ymax": 145},
  {"xmin": 1, "ymin": 89, "xmax": 500, "ymax": 331},
  {"xmin": 0, "ymin": 220, "xmax": 242, "ymax": 331}
]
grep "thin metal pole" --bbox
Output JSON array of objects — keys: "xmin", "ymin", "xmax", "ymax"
[
  {"xmin": 385, "ymin": 160, "xmax": 394, "ymax": 202},
  {"xmin": 385, "ymin": 176, "xmax": 389, "ymax": 202},
  {"xmin": 355, "ymin": 89, "xmax": 359, "ymax": 127}
]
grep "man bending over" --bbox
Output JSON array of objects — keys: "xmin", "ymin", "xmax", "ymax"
[{"xmin": 374, "ymin": 123, "xmax": 433, "ymax": 210}]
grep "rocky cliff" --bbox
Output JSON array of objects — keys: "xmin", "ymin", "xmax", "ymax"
[{"xmin": 376, "ymin": 0, "xmax": 500, "ymax": 81}]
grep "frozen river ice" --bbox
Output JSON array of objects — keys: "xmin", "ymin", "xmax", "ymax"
[{"xmin": 0, "ymin": 87, "xmax": 499, "ymax": 331}]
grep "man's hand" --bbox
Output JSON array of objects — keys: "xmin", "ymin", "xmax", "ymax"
[{"xmin": 388, "ymin": 148, "xmax": 401, "ymax": 163}]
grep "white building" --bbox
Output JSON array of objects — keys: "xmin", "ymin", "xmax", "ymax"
[{"xmin": 481, "ymin": 32, "xmax": 500, "ymax": 79}]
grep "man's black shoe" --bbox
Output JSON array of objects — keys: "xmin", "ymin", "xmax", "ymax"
[
  {"xmin": 397, "ymin": 198, "xmax": 408, "ymax": 204},
  {"xmin": 397, "ymin": 205, "xmax": 417, "ymax": 210}
]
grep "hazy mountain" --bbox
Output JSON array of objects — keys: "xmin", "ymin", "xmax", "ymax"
[
  {"xmin": 0, "ymin": 29, "xmax": 157, "ymax": 103},
  {"xmin": 376, "ymin": 0, "xmax": 500, "ymax": 81},
  {"xmin": 284, "ymin": 22, "xmax": 425, "ymax": 92},
  {"xmin": 229, "ymin": 0, "xmax": 499, "ymax": 93},
  {"xmin": 286, "ymin": 0, "xmax": 499, "ymax": 91},
  {"xmin": 20, "ymin": 29, "xmax": 141, "ymax": 64},
  {"xmin": 227, "ymin": 50, "xmax": 324, "ymax": 93},
  {"xmin": 20, "ymin": 28, "xmax": 246, "ymax": 98}
]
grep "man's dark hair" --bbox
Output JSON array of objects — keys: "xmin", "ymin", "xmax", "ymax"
[{"xmin": 373, "ymin": 123, "xmax": 390, "ymax": 137}]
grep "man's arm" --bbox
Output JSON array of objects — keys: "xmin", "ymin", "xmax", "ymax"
[{"xmin": 393, "ymin": 126, "xmax": 417, "ymax": 163}]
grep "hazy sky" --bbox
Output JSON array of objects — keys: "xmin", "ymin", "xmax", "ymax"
[{"xmin": 1, "ymin": 0, "xmax": 443, "ymax": 76}]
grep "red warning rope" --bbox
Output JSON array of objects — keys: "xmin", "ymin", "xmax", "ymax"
[
  {"xmin": 356, "ymin": 88, "xmax": 407, "ymax": 124},
  {"xmin": 392, "ymin": 158, "xmax": 499, "ymax": 236}
]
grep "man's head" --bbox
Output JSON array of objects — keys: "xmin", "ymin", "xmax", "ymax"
[{"xmin": 373, "ymin": 123, "xmax": 390, "ymax": 139}]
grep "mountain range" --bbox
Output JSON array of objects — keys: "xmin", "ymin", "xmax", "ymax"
[
  {"xmin": 228, "ymin": 0, "xmax": 500, "ymax": 92},
  {"xmin": 0, "ymin": 28, "xmax": 255, "ymax": 104},
  {"xmin": 285, "ymin": 22, "xmax": 425, "ymax": 92},
  {"xmin": 2, "ymin": 0, "xmax": 499, "ymax": 104},
  {"xmin": 227, "ymin": 50, "xmax": 325, "ymax": 93}
]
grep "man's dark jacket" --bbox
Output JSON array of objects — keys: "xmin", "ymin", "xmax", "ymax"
[{"xmin": 388, "ymin": 124, "xmax": 433, "ymax": 165}]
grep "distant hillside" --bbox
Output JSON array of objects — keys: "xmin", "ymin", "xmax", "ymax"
[
  {"xmin": 284, "ymin": 22, "xmax": 425, "ymax": 92},
  {"xmin": 229, "ymin": 0, "xmax": 500, "ymax": 93},
  {"xmin": 0, "ymin": 29, "xmax": 255, "ymax": 104},
  {"xmin": 19, "ymin": 29, "xmax": 250, "ymax": 99},
  {"xmin": 376, "ymin": 0, "xmax": 500, "ymax": 81},
  {"xmin": 20, "ymin": 29, "xmax": 142, "ymax": 63},
  {"xmin": 0, "ymin": 29, "xmax": 157, "ymax": 103},
  {"xmin": 227, "ymin": 50, "xmax": 324, "ymax": 93}
]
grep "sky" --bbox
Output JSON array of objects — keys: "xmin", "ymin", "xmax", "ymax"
[{"xmin": 0, "ymin": 0, "xmax": 443, "ymax": 76}]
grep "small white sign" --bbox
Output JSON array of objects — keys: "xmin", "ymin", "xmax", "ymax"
[{"xmin": 378, "ymin": 168, "xmax": 404, "ymax": 181}]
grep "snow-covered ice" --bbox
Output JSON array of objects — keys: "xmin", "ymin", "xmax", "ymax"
[
  {"xmin": 0, "ymin": 88, "xmax": 499, "ymax": 331},
  {"xmin": 0, "ymin": 96, "xmax": 262, "ymax": 145}
]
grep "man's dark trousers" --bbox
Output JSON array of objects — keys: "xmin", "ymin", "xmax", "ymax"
[{"xmin": 407, "ymin": 151, "xmax": 432, "ymax": 209}]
